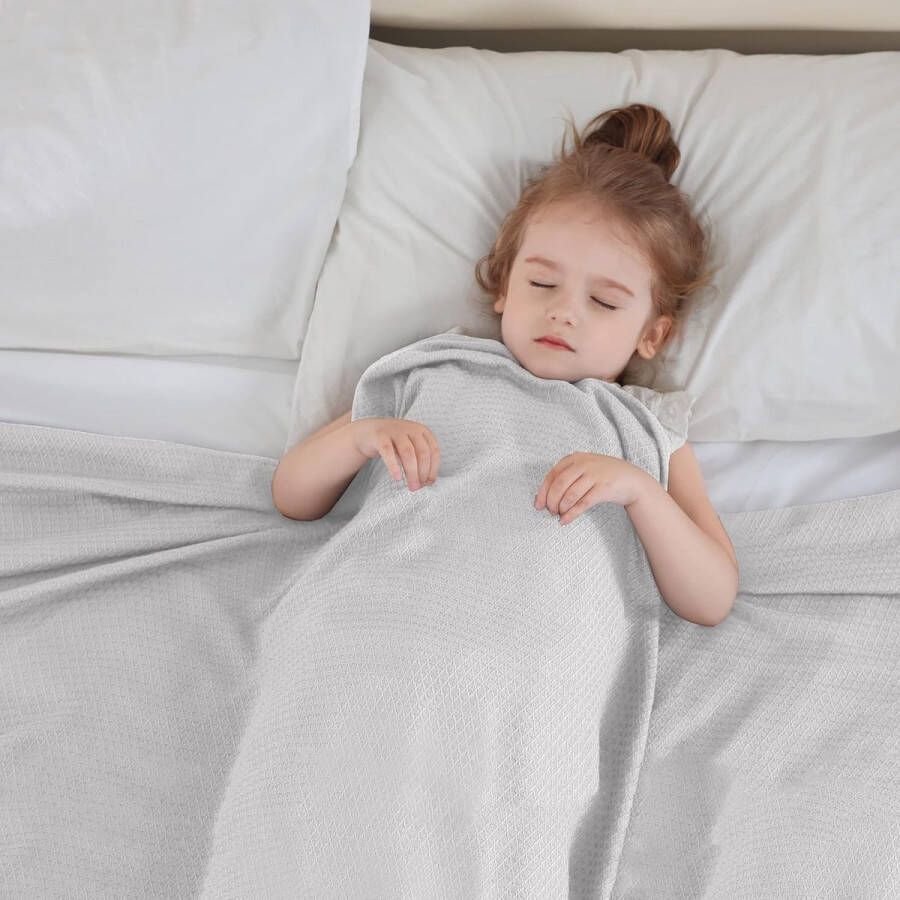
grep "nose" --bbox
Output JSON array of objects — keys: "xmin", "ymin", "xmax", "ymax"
[{"xmin": 546, "ymin": 287, "xmax": 578, "ymax": 325}]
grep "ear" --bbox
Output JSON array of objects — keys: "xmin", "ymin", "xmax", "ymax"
[
  {"xmin": 635, "ymin": 314, "xmax": 673, "ymax": 360},
  {"xmin": 493, "ymin": 292, "xmax": 506, "ymax": 314}
]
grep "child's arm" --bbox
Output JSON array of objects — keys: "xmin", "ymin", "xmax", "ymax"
[
  {"xmin": 272, "ymin": 410, "xmax": 366, "ymax": 520},
  {"xmin": 626, "ymin": 442, "xmax": 739, "ymax": 627}
]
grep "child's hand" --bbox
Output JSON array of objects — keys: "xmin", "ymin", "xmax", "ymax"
[
  {"xmin": 353, "ymin": 417, "xmax": 440, "ymax": 491},
  {"xmin": 534, "ymin": 453, "xmax": 649, "ymax": 524}
]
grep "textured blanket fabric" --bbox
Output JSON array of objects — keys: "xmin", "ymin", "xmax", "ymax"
[
  {"xmin": 201, "ymin": 333, "xmax": 695, "ymax": 898},
  {"xmin": 1, "ymin": 334, "xmax": 899, "ymax": 899}
]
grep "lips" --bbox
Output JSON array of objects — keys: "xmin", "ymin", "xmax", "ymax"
[{"xmin": 536, "ymin": 335, "xmax": 574, "ymax": 351}]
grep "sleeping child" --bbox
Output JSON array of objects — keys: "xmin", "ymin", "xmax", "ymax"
[
  {"xmin": 272, "ymin": 102, "xmax": 738, "ymax": 628},
  {"xmin": 214, "ymin": 102, "xmax": 747, "ymax": 895}
]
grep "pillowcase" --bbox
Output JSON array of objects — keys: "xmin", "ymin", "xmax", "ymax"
[
  {"xmin": 0, "ymin": 0, "xmax": 369, "ymax": 358},
  {"xmin": 285, "ymin": 40, "xmax": 899, "ymax": 448}
]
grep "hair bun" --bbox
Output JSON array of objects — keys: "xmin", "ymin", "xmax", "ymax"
[{"xmin": 582, "ymin": 103, "xmax": 680, "ymax": 181}]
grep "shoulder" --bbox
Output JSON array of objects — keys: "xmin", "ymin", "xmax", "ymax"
[
  {"xmin": 618, "ymin": 384, "xmax": 696, "ymax": 455},
  {"xmin": 667, "ymin": 442, "xmax": 738, "ymax": 567}
]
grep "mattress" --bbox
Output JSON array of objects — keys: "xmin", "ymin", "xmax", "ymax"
[{"xmin": 2, "ymin": 349, "xmax": 898, "ymax": 513}]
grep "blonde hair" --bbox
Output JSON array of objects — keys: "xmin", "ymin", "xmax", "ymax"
[{"xmin": 474, "ymin": 103, "xmax": 719, "ymax": 354}]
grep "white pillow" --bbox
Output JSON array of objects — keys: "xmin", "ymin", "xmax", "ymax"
[
  {"xmin": 0, "ymin": 0, "xmax": 369, "ymax": 358},
  {"xmin": 286, "ymin": 40, "xmax": 900, "ymax": 447}
]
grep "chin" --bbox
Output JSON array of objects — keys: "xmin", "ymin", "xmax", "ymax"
[{"xmin": 529, "ymin": 359, "xmax": 578, "ymax": 380}]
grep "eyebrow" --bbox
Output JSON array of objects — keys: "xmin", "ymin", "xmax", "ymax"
[{"xmin": 524, "ymin": 255, "xmax": 635, "ymax": 299}]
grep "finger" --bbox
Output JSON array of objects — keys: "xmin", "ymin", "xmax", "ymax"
[
  {"xmin": 396, "ymin": 435, "xmax": 421, "ymax": 488},
  {"xmin": 546, "ymin": 467, "xmax": 583, "ymax": 515},
  {"xmin": 426, "ymin": 435, "xmax": 440, "ymax": 484},
  {"xmin": 410, "ymin": 433, "xmax": 431, "ymax": 489},
  {"xmin": 535, "ymin": 456, "xmax": 575, "ymax": 509},
  {"xmin": 535, "ymin": 474, "xmax": 549, "ymax": 509},
  {"xmin": 378, "ymin": 437, "xmax": 402, "ymax": 480},
  {"xmin": 560, "ymin": 484, "xmax": 604, "ymax": 524},
  {"xmin": 557, "ymin": 474, "xmax": 592, "ymax": 515}
]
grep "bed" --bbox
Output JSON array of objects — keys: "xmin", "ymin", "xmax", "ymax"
[{"xmin": 2, "ymin": 1, "xmax": 899, "ymax": 897}]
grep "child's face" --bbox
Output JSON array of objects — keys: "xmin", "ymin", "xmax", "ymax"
[{"xmin": 493, "ymin": 196, "xmax": 671, "ymax": 383}]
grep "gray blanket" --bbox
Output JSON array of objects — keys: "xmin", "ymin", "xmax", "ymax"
[{"xmin": 2, "ymin": 334, "xmax": 899, "ymax": 899}]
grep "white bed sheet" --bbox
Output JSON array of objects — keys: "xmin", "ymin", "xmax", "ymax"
[
  {"xmin": 0, "ymin": 350, "xmax": 297, "ymax": 460},
  {"xmin": 2, "ymin": 349, "xmax": 898, "ymax": 513}
]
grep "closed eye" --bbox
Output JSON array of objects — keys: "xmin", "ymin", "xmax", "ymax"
[{"xmin": 529, "ymin": 280, "xmax": 618, "ymax": 310}]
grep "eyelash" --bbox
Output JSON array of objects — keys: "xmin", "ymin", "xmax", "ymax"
[{"xmin": 529, "ymin": 281, "xmax": 618, "ymax": 310}]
